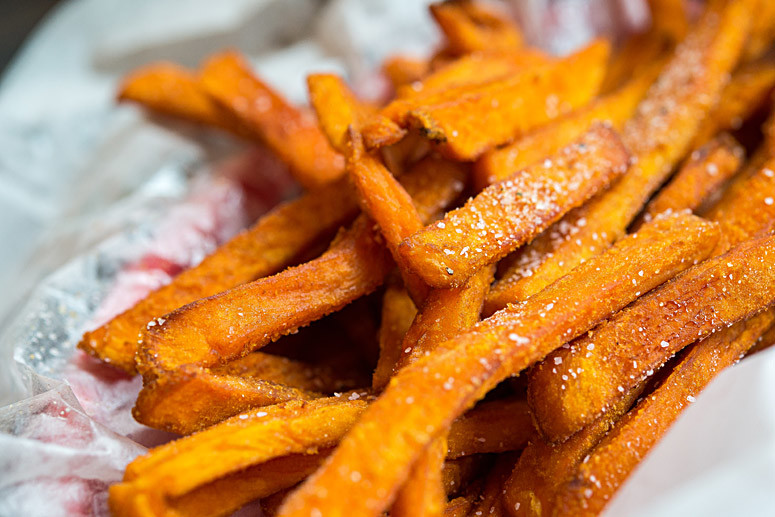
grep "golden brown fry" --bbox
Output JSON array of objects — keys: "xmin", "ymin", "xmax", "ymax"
[
  {"xmin": 395, "ymin": 49, "xmax": 549, "ymax": 100},
  {"xmin": 136, "ymin": 159, "xmax": 465, "ymax": 378},
  {"xmin": 742, "ymin": 0, "xmax": 775, "ymax": 61},
  {"xmin": 402, "ymin": 40, "xmax": 609, "ymax": 160},
  {"xmin": 307, "ymin": 73, "xmax": 373, "ymax": 153},
  {"xmin": 392, "ymin": 436, "xmax": 448, "ymax": 517},
  {"xmin": 553, "ymin": 308, "xmax": 775, "ymax": 516},
  {"xmin": 637, "ymin": 133, "xmax": 743, "ymax": 225},
  {"xmin": 484, "ymin": 0, "xmax": 752, "ymax": 313},
  {"xmin": 117, "ymin": 62, "xmax": 232, "ymax": 130},
  {"xmin": 372, "ymin": 281, "xmax": 417, "ymax": 390},
  {"xmin": 277, "ymin": 214, "xmax": 718, "ymax": 517},
  {"xmin": 113, "ymin": 397, "xmax": 368, "ymax": 516},
  {"xmin": 395, "ymin": 265, "xmax": 493, "ymax": 371},
  {"xmin": 400, "ymin": 124, "xmax": 630, "ymax": 288},
  {"xmin": 475, "ymin": 67, "xmax": 657, "ymax": 189},
  {"xmin": 748, "ymin": 317, "xmax": 775, "ymax": 355},
  {"xmin": 79, "ymin": 180, "xmax": 358, "ymax": 373},
  {"xmin": 692, "ymin": 59, "xmax": 775, "ymax": 147},
  {"xmin": 503, "ymin": 387, "xmax": 644, "ymax": 517},
  {"xmin": 199, "ymin": 51, "xmax": 344, "ymax": 189},
  {"xmin": 166, "ymin": 451, "xmax": 329, "ymax": 517},
  {"xmin": 429, "ymin": 0, "xmax": 523, "ymax": 55},
  {"xmin": 529, "ymin": 232, "xmax": 775, "ymax": 442},
  {"xmin": 446, "ymin": 398, "xmax": 533, "ymax": 459},
  {"xmin": 345, "ymin": 127, "xmax": 429, "ymax": 303},
  {"xmin": 647, "ymin": 0, "xmax": 690, "ymax": 41}
]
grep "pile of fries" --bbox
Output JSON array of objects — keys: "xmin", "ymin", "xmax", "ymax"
[{"xmin": 77, "ymin": 0, "xmax": 775, "ymax": 515}]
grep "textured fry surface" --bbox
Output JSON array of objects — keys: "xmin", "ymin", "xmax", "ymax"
[{"xmin": 400, "ymin": 124, "xmax": 629, "ymax": 287}]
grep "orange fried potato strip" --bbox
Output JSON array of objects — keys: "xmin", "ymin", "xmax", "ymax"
[
  {"xmin": 429, "ymin": 0, "xmax": 523, "ymax": 55},
  {"xmin": 692, "ymin": 58, "xmax": 775, "ymax": 148},
  {"xmin": 391, "ymin": 436, "xmax": 447, "ymax": 517},
  {"xmin": 748, "ymin": 315, "xmax": 775, "ymax": 355},
  {"xmin": 345, "ymin": 127, "xmax": 429, "ymax": 303},
  {"xmin": 307, "ymin": 73, "xmax": 373, "ymax": 153},
  {"xmin": 372, "ymin": 281, "xmax": 417, "ymax": 390},
  {"xmin": 401, "ymin": 40, "xmax": 609, "ymax": 160},
  {"xmin": 277, "ymin": 213, "xmax": 718, "ymax": 517},
  {"xmin": 474, "ymin": 67, "xmax": 657, "ymax": 189},
  {"xmin": 79, "ymin": 180, "xmax": 357, "ymax": 373},
  {"xmin": 399, "ymin": 124, "xmax": 630, "ymax": 287},
  {"xmin": 529, "ymin": 231, "xmax": 775, "ymax": 442},
  {"xmin": 112, "ymin": 397, "xmax": 367, "ymax": 516},
  {"xmin": 199, "ymin": 51, "xmax": 344, "ymax": 189},
  {"xmin": 165, "ymin": 451, "xmax": 329, "ymax": 517},
  {"xmin": 445, "ymin": 398, "xmax": 533, "ymax": 459},
  {"xmin": 136, "ymin": 159, "xmax": 465, "ymax": 378},
  {"xmin": 503, "ymin": 387, "xmax": 644, "ymax": 517},
  {"xmin": 553, "ymin": 307, "xmax": 775, "ymax": 516},
  {"xmin": 395, "ymin": 49, "xmax": 549, "ymax": 100},
  {"xmin": 484, "ymin": 0, "xmax": 752, "ymax": 313},
  {"xmin": 742, "ymin": 0, "xmax": 775, "ymax": 61},
  {"xmin": 638, "ymin": 133, "xmax": 743, "ymax": 225},
  {"xmin": 117, "ymin": 62, "xmax": 232, "ymax": 131}
]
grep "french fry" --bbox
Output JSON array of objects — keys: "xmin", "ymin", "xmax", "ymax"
[
  {"xmin": 441, "ymin": 455, "xmax": 483, "ymax": 498},
  {"xmin": 748, "ymin": 316, "xmax": 775, "ymax": 355},
  {"xmin": 474, "ymin": 67, "xmax": 657, "ymax": 189},
  {"xmin": 599, "ymin": 29, "xmax": 671, "ymax": 94},
  {"xmin": 529, "ymin": 232, "xmax": 775, "ymax": 442},
  {"xmin": 395, "ymin": 49, "xmax": 549, "ymax": 100},
  {"xmin": 399, "ymin": 124, "xmax": 630, "ymax": 288},
  {"xmin": 445, "ymin": 489, "xmax": 480, "ymax": 517},
  {"xmin": 277, "ymin": 213, "xmax": 718, "ymax": 517},
  {"xmin": 391, "ymin": 436, "xmax": 447, "ymax": 517},
  {"xmin": 553, "ymin": 308, "xmax": 775, "ymax": 516},
  {"xmin": 165, "ymin": 451, "xmax": 329, "ymax": 517},
  {"xmin": 445, "ymin": 398, "xmax": 533, "ymax": 459},
  {"xmin": 361, "ymin": 40, "xmax": 607, "ymax": 155},
  {"xmin": 742, "ymin": 0, "xmax": 775, "ymax": 61},
  {"xmin": 372, "ymin": 281, "xmax": 417, "ymax": 390},
  {"xmin": 691, "ymin": 59, "xmax": 775, "ymax": 148},
  {"xmin": 429, "ymin": 0, "xmax": 523, "ymax": 55},
  {"xmin": 502, "ymin": 387, "xmax": 644, "ymax": 517},
  {"xmin": 402, "ymin": 40, "xmax": 609, "ymax": 160},
  {"xmin": 78, "ymin": 179, "xmax": 358, "ymax": 373},
  {"xmin": 307, "ymin": 73, "xmax": 373, "ymax": 153},
  {"xmin": 199, "ymin": 51, "xmax": 345, "ymax": 189},
  {"xmin": 117, "ymin": 62, "xmax": 232, "ymax": 130},
  {"xmin": 345, "ymin": 127, "xmax": 429, "ymax": 303},
  {"xmin": 112, "ymin": 397, "xmax": 368, "ymax": 516},
  {"xmin": 647, "ymin": 0, "xmax": 690, "ymax": 42},
  {"xmin": 136, "ymin": 159, "xmax": 465, "ymax": 378},
  {"xmin": 636, "ymin": 133, "xmax": 744, "ymax": 226},
  {"xmin": 484, "ymin": 0, "xmax": 752, "ymax": 313}
]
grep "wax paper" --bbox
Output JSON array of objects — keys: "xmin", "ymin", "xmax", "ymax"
[{"xmin": 0, "ymin": 0, "xmax": 773, "ymax": 516}]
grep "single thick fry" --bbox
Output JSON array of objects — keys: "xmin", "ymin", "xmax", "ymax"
[
  {"xmin": 395, "ymin": 49, "xmax": 549, "ymax": 100},
  {"xmin": 503, "ymin": 387, "xmax": 644, "ymax": 517},
  {"xmin": 529, "ymin": 233, "xmax": 775, "ymax": 441},
  {"xmin": 553, "ymin": 308, "xmax": 775, "ymax": 516},
  {"xmin": 400, "ymin": 124, "xmax": 630, "ymax": 287},
  {"xmin": 79, "ymin": 180, "xmax": 357, "ymax": 373},
  {"xmin": 691, "ymin": 59, "xmax": 775, "ymax": 148},
  {"xmin": 164, "ymin": 451, "xmax": 329, "ymax": 517},
  {"xmin": 307, "ymin": 73, "xmax": 372, "ymax": 153},
  {"xmin": 484, "ymin": 0, "xmax": 752, "ymax": 312},
  {"xmin": 445, "ymin": 398, "xmax": 533, "ymax": 459},
  {"xmin": 277, "ymin": 214, "xmax": 719, "ymax": 517},
  {"xmin": 403, "ymin": 40, "xmax": 609, "ymax": 160},
  {"xmin": 429, "ymin": 0, "xmax": 523, "ymax": 55},
  {"xmin": 391, "ymin": 436, "xmax": 447, "ymax": 517},
  {"xmin": 199, "ymin": 51, "xmax": 344, "ymax": 189},
  {"xmin": 474, "ymin": 68, "xmax": 656, "ymax": 188},
  {"xmin": 345, "ymin": 127, "xmax": 429, "ymax": 303},
  {"xmin": 637, "ymin": 133, "xmax": 743, "ymax": 225},
  {"xmin": 372, "ymin": 282, "xmax": 417, "ymax": 390},
  {"xmin": 117, "ymin": 62, "xmax": 231, "ymax": 130},
  {"xmin": 112, "ymin": 397, "xmax": 369, "ymax": 516},
  {"xmin": 137, "ymin": 160, "xmax": 465, "ymax": 378}
]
